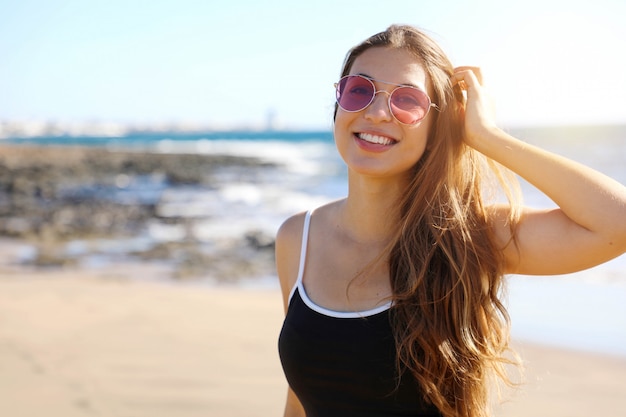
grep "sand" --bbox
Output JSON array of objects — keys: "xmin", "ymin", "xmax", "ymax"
[{"xmin": 1, "ymin": 267, "xmax": 625, "ymax": 417}]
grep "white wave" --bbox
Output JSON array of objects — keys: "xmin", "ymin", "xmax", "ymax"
[
  {"xmin": 219, "ymin": 183, "xmax": 263, "ymax": 206},
  {"xmin": 147, "ymin": 222, "xmax": 188, "ymax": 242},
  {"xmin": 154, "ymin": 139, "xmax": 341, "ymax": 176}
]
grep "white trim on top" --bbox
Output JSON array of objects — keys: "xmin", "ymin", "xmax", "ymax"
[{"xmin": 288, "ymin": 210, "xmax": 392, "ymax": 319}]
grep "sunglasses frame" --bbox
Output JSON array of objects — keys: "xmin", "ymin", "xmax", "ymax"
[{"xmin": 335, "ymin": 74, "xmax": 439, "ymax": 125}]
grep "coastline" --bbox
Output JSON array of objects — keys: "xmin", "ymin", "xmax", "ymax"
[{"xmin": 0, "ymin": 268, "xmax": 625, "ymax": 417}]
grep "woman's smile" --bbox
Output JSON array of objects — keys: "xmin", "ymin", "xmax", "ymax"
[{"xmin": 354, "ymin": 131, "xmax": 398, "ymax": 151}]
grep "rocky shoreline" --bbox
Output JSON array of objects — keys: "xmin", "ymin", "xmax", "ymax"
[{"xmin": 0, "ymin": 144, "xmax": 278, "ymax": 282}]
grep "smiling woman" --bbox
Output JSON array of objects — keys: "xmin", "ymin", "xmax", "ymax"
[{"xmin": 275, "ymin": 24, "xmax": 626, "ymax": 417}]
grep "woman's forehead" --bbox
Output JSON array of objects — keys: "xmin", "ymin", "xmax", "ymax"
[{"xmin": 349, "ymin": 47, "xmax": 429, "ymax": 91}]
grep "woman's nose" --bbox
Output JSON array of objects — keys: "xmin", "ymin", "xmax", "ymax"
[{"xmin": 364, "ymin": 91, "xmax": 393, "ymax": 123}]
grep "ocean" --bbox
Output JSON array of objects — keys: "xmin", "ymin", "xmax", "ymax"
[{"xmin": 5, "ymin": 125, "xmax": 626, "ymax": 356}]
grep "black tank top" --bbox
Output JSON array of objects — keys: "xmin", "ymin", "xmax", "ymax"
[{"xmin": 278, "ymin": 211, "xmax": 443, "ymax": 417}]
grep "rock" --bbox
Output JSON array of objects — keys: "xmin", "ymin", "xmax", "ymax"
[{"xmin": 245, "ymin": 230, "xmax": 276, "ymax": 250}]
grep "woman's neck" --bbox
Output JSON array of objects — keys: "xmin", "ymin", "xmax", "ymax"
[{"xmin": 337, "ymin": 172, "xmax": 408, "ymax": 244}]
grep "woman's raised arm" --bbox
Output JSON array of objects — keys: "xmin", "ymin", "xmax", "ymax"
[{"xmin": 453, "ymin": 67, "xmax": 626, "ymax": 275}]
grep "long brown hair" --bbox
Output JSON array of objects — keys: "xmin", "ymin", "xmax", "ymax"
[{"xmin": 338, "ymin": 25, "xmax": 520, "ymax": 417}]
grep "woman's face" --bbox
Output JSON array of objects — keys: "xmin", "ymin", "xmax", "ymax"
[{"xmin": 334, "ymin": 46, "xmax": 434, "ymax": 182}]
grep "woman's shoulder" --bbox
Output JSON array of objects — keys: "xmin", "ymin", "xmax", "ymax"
[
  {"xmin": 276, "ymin": 212, "xmax": 307, "ymax": 310},
  {"xmin": 276, "ymin": 200, "xmax": 344, "ymax": 242},
  {"xmin": 275, "ymin": 201, "xmax": 344, "ymax": 306},
  {"xmin": 276, "ymin": 211, "xmax": 307, "ymax": 246}
]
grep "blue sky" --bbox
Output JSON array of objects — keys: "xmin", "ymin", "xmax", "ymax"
[{"xmin": 1, "ymin": 0, "xmax": 625, "ymax": 129}]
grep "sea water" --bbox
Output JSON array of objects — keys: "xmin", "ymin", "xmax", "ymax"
[{"xmin": 6, "ymin": 125, "xmax": 626, "ymax": 356}]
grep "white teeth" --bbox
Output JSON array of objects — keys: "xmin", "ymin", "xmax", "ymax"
[{"xmin": 358, "ymin": 133, "xmax": 394, "ymax": 145}]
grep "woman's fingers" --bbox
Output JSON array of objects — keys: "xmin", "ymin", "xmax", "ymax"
[
  {"xmin": 452, "ymin": 66, "xmax": 483, "ymax": 90},
  {"xmin": 451, "ymin": 66, "xmax": 498, "ymax": 147}
]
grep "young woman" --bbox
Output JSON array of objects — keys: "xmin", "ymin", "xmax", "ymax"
[{"xmin": 276, "ymin": 25, "xmax": 626, "ymax": 417}]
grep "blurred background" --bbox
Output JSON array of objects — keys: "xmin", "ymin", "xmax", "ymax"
[{"xmin": 0, "ymin": 1, "xmax": 625, "ymax": 415}]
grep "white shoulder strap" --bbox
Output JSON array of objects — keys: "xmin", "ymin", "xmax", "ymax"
[
  {"xmin": 287, "ymin": 210, "xmax": 312, "ymax": 303},
  {"xmin": 296, "ymin": 210, "xmax": 312, "ymax": 285}
]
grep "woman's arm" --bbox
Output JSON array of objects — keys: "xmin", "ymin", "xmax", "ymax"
[
  {"xmin": 283, "ymin": 387, "xmax": 306, "ymax": 417},
  {"xmin": 275, "ymin": 213, "xmax": 306, "ymax": 416},
  {"xmin": 453, "ymin": 67, "xmax": 626, "ymax": 275}
]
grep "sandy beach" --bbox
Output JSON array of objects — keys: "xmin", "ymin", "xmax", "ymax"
[{"xmin": 1, "ymin": 265, "xmax": 625, "ymax": 417}]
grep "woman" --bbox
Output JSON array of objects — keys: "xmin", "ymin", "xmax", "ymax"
[{"xmin": 276, "ymin": 25, "xmax": 626, "ymax": 417}]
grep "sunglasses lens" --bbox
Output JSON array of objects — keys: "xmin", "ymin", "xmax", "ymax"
[
  {"xmin": 389, "ymin": 88, "xmax": 430, "ymax": 125},
  {"xmin": 336, "ymin": 76, "xmax": 375, "ymax": 112}
]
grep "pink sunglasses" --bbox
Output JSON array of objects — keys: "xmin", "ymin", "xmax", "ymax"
[{"xmin": 335, "ymin": 74, "xmax": 438, "ymax": 125}]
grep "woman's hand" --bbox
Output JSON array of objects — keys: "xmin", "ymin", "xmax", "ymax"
[{"xmin": 451, "ymin": 66, "xmax": 498, "ymax": 152}]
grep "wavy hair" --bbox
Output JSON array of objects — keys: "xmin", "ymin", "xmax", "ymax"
[{"xmin": 337, "ymin": 25, "xmax": 521, "ymax": 417}]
